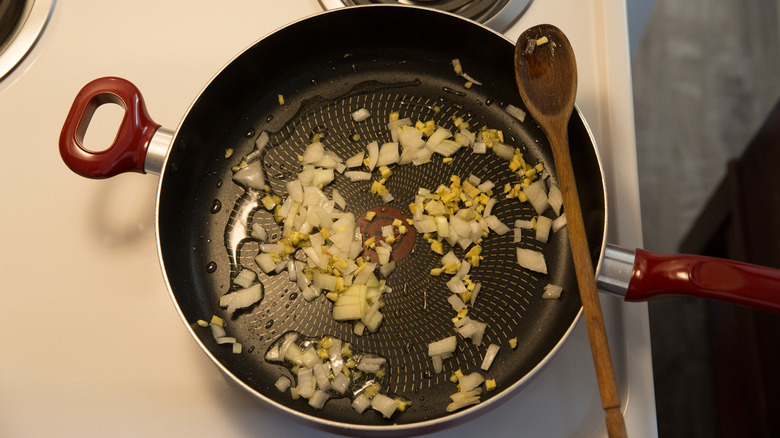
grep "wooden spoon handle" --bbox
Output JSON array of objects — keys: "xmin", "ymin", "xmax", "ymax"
[{"xmin": 547, "ymin": 123, "xmax": 628, "ymax": 438}]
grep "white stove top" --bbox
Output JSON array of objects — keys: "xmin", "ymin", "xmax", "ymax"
[{"xmin": 0, "ymin": 1, "xmax": 656, "ymax": 436}]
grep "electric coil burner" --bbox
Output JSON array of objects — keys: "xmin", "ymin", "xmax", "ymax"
[{"xmin": 319, "ymin": 0, "xmax": 533, "ymax": 31}]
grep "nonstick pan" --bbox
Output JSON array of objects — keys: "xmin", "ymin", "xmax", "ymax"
[{"xmin": 59, "ymin": 4, "xmax": 780, "ymax": 436}]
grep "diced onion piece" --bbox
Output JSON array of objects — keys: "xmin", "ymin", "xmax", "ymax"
[
  {"xmin": 491, "ymin": 142, "xmax": 514, "ymax": 160},
  {"xmin": 485, "ymin": 215, "xmax": 510, "ymax": 235},
  {"xmin": 345, "ymin": 151, "xmax": 365, "ymax": 168},
  {"xmin": 215, "ymin": 336, "xmax": 236, "ymax": 344},
  {"xmin": 352, "ymin": 393, "xmax": 371, "ymax": 413},
  {"xmin": 251, "ymin": 223, "xmax": 268, "ymax": 241},
  {"xmin": 345, "ymin": 170, "xmax": 371, "ymax": 181},
  {"xmin": 447, "ymin": 294, "xmax": 466, "ymax": 311},
  {"xmin": 506, "ymin": 104, "xmax": 526, "ymax": 122},
  {"xmin": 309, "ymin": 389, "xmax": 330, "ymax": 410},
  {"xmin": 547, "ymin": 184, "xmax": 563, "ymax": 216},
  {"xmin": 219, "ymin": 283, "xmax": 263, "ymax": 316},
  {"xmin": 232, "ymin": 342, "xmax": 243, "ymax": 354},
  {"xmin": 536, "ymin": 216, "xmax": 553, "ymax": 243},
  {"xmin": 371, "ymin": 393, "xmax": 398, "ymax": 418},
  {"xmin": 255, "ymin": 253, "xmax": 276, "ymax": 273},
  {"xmin": 275, "ymin": 375, "xmax": 291, "ymax": 392},
  {"xmin": 379, "ymin": 261, "xmax": 396, "ymax": 278},
  {"xmin": 523, "ymin": 180, "xmax": 549, "ymax": 215},
  {"xmin": 513, "ymin": 227, "xmax": 523, "ymax": 243},
  {"xmin": 552, "ymin": 213, "xmax": 568, "ymax": 232},
  {"xmin": 470, "ymin": 282, "xmax": 482, "ymax": 307},
  {"xmin": 446, "ymin": 388, "xmax": 482, "ymax": 412},
  {"xmin": 481, "ymin": 344, "xmax": 500, "ymax": 371},
  {"xmin": 286, "ymin": 179, "xmax": 303, "ymax": 203},
  {"xmin": 425, "ymin": 127, "xmax": 452, "ymax": 149},
  {"xmin": 376, "ymin": 142, "xmax": 400, "ymax": 167},
  {"xmin": 458, "ymin": 372, "xmax": 485, "ymax": 392},
  {"xmin": 332, "ymin": 188, "xmax": 347, "ymax": 209},
  {"xmin": 477, "ymin": 180, "xmax": 495, "ymax": 193},
  {"xmin": 232, "ymin": 160, "xmax": 266, "ymax": 190},
  {"xmin": 233, "ymin": 269, "xmax": 257, "ymax": 289},
  {"xmin": 254, "ymin": 130, "xmax": 270, "ymax": 150},
  {"xmin": 302, "ymin": 142, "xmax": 325, "ymax": 164},
  {"xmin": 446, "ymin": 276, "xmax": 468, "ymax": 295},
  {"xmin": 366, "ymin": 140, "xmax": 379, "ymax": 170},
  {"xmin": 515, "ymin": 219, "xmax": 534, "ymax": 229},
  {"xmin": 428, "ymin": 336, "xmax": 457, "ymax": 357},
  {"xmin": 351, "ymin": 108, "xmax": 371, "ymax": 122},
  {"xmin": 516, "ymin": 248, "xmax": 548, "ymax": 274},
  {"xmin": 330, "ymin": 373, "xmax": 349, "ymax": 394},
  {"xmin": 297, "ymin": 367, "xmax": 315, "ymax": 399},
  {"xmin": 543, "ymin": 283, "xmax": 563, "ymax": 299},
  {"xmin": 472, "ymin": 141, "xmax": 487, "ymax": 154}
]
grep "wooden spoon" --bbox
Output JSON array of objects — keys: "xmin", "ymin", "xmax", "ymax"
[{"xmin": 514, "ymin": 25, "xmax": 628, "ymax": 438}]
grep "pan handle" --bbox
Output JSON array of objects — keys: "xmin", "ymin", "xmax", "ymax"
[
  {"xmin": 609, "ymin": 246, "xmax": 780, "ymax": 313},
  {"xmin": 59, "ymin": 76, "xmax": 171, "ymax": 178}
]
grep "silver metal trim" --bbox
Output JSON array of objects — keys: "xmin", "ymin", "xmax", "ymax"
[
  {"xmin": 144, "ymin": 127, "xmax": 174, "ymax": 175},
  {"xmin": 0, "ymin": 0, "xmax": 55, "ymax": 81},
  {"xmin": 597, "ymin": 244, "xmax": 636, "ymax": 297},
  {"xmin": 317, "ymin": 0, "xmax": 534, "ymax": 32}
]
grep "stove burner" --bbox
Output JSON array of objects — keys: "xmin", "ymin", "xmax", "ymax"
[
  {"xmin": 319, "ymin": 0, "xmax": 532, "ymax": 31},
  {"xmin": 0, "ymin": 0, "xmax": 55, "ymax": 82}
]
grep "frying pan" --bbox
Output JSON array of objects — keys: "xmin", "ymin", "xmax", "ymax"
[{"xmin": 59, "ymin": 5, "xmax": 780, "ymax": 436}]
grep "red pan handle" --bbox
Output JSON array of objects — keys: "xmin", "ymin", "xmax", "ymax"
[
  {"xmin": 625, "ymin": 249, "xmax": 780, "ymax": 313},
  {"xmin": 59, "ymin": 77, "xmax": 160, "ymax": 178}
]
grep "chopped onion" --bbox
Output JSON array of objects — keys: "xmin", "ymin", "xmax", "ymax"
[
  {"xmin": 286, "ymin": 179, "xmax": 303, "ymax": 203},
  {"xmin": 483, "ymin": 197, "xmax": 497, "ymax": 217},
  {"xmin": 297, "ymin": 367, "xmax": 315, "ymax": 399},
  {"xmin": 331, "ymin": 188, "xmax": 347, "ymax": 209},
  {"xmin": 547, "ymin": 184, "xmax": 563, "ymax": 216},
  {"xmin": 351, "ymin": 108, "xmax": 371, "ymax": 122},
  {"xmin": 513, "ymin": 227, "xmax": 523, "ymax": 243},
  {"xmin": 366, "ymin": 140, "xmax": 379, "ymax": 170},
  {"xmin": 331, "ymin": 373, "xmax": 350, "ymax": 394},
  {"xmin": 523, "ymin": 180, "xmax": 549, "ymax": 215},
  {"xmin": 233, "ymin": 269, "xmax": 257, "ymax": 289},
  {"xmin": 219, "ymin": 283, "xmax": 263, "ymax": 316},
  {"xmin": 428, "ymin": 336, "xmax": 457, "ymax": 357},
  {"xmin": 505, "ymin": 104, "xmax": 526, "ymax": 122},
  {"xmin": 485, "ymin": 215, "xmax": 510, "ymax": 235},
  {"xmin": 302, "ymin": 142, "xmax": 325, "ymax": 164},
  {"xmin": 352, "ymin": 393, "xmax": 371, "ymax": 413},
  {"xmin": 552, "ymin": 213, "xmax": 567, "ymax": 232},
  {"xmin": 543, "ymin": 283, "xmax": 563, "ymax": 299},
  {"xmin": 250, "ymin": 223, "xmax": 268, "ymax": 241},
  {"xmin": 232, "ymin": 160, "xmax": 266, "ymax": 190},
  {"xmin": 345, "ymin": 151, "xmax": 365, "ymax": 168},
  {"xmin": 425, "ymin": 127, "xmax": 452, "ymax": 149},
  {"xmin": 345, "ymin": 170, "xmax": 371, "ymax": 181},
  {"xmin": 275, "ymin": 376, "xmax": 291, "ymax": 393},
  {"xmin": 472, "ymin": 141, "xmax": 487, "ymax": 154},
  {"xmin": 447, "ymin": 294, "xmax": 466, "ymax": 311},
  {"xmin": 379, "ymin": 261, "xmax": 396, "ymax": 278},
  {"xmin": 459, "ymin": 372, "xmax": 485, "ymax": 392},
  {"xmin": 515, "ymin": 219, "xmax": 534, "ymax": 229},
  {"xmin": 469, "ymin": 282, "xmax": 482, "ymax": 307},
  {"xmin": 446, "ymin": 388, "xmax": 482, "ymax": 412},
  {"xmin": 516, "ymin": 248, "xmax": 548, "ymax": 274},
  {"xmin": 376, "ymin": 142, "xmax": 399, "ymax": 167},
  {"xmin": 481, "ymin": 344, "xmax": 500, "ymax": 371},
  {"xmin": 255, "ymin": 253, "xmax": 276, "ymax": 273},
  {"xmin": 308, "ymin": 389, "xmax": 329, "ymax": 410},
  {"xmin": 371, "ymin": 393, "xmax": 398, "ymax": 418},
  {"xmin": 536, "ymin": 216, "xmax": 552, "ymax": 243},
  {"xmin": 491, "ymin": 142, "xmax": 514, "ymax": 160}
]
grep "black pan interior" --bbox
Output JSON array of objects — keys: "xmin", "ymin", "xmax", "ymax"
[{"xmin": 158, "ymin": 5, "xmax": 605, "ymax": 428}]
